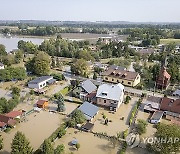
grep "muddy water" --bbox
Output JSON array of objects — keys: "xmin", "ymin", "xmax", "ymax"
[
  {"xmin": 54, "ymin": 128, "xmax": 119, "ymax": 154},
  {"xmin": 1, "ymin": 111, "xmax": 63, "ymax": 153},
  {"xmin": 93, "ymin": 97, "xmax": 139, "ymax": 136}
]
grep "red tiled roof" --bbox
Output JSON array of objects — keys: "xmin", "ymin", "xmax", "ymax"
[
  {"xmin": 36, "ymin": 100, "xmax": 47, "ymax": 105},
  {"xmin": 8, "ymin": 119, "xmax": 17, "ymax": 126},
  {"xmin": 86, "ymin": 91, "xmax": 97, "ymax": 99},
  {"xmin": 0, "ymin": 122, "xmax": 6, "ymax": 127},
  {"xmin": 5, "ymin": 111, "xmax": 22, "ymax": 118},
  {"xmin": 158, "ymin": 67, "xmax": 171, "ymax": 80},
  {"xmin": 160, "ymin": 97, "xmax": 180, "ymax": 114}
]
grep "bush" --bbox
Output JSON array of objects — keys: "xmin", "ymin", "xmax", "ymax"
[
  {"xmin": 136, "ymin": 119, "xmax": 148, "ymax": 135},
  {"xmin": 124, "ymin": 96, "xmax": 131, "ymax": 104},
  {"xmin": 122, "ymin": 129, "xmax": 128, "ymax": 139}
]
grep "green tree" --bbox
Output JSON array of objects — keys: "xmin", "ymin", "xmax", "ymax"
[
  {"xmin": 136, "ymin": 119, "xmax": 148, "ymax": 135},
  {"xmin": 54, "ymin": 144, "xmax": 65, "ymax": 154},
  {"xmin": 0, "ymin": 44, "xmax": 7, "ymax": 56},
  {"xmin": 11, "ymin": 87, "xmax": 21, "ymax": 97},
  {"xmin": 11, "ymin": 131, "xmax": 33, "ymax": 154},
  {"xmin": 124, "ymin": 96, "xmax": 131, "ymax": 104},
  {"xmin": 56, "ymin": 93, "xmax": 65, "ymax": 112},
  {"xmin": 93, "ymin": 72, "xmax": 97, "ymax": 80},
  {"xmin": 51, "ymin": 57, "xmax": 56, "ymax": 68},
  {"xmin": 15, "ymin": 50, "xmax": 23, "ymax": 64},
  {"xmin": 75, "ymin": 143, "xmax": 80, "ymax": 151},
  {"xmin": 71, "ymin": 59, "xmax": 88, "ymax": 76},
  {"xmin": 151, "ymin": 123, "xmax": 180, "ymax": 154},
  {"xmin": 41, "ymin": 139, "xmax": 54, "ymax": 154}
]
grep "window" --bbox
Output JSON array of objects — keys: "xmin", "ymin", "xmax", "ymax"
[
  {"xmin": 40, "ymin": 84, "xmax": 43, "ymax": 87},
  {"xmin": 104, "ymin": 100, "xmax": 106, "ymax": 103},
  {"xmin": 128, "ymin": 82, "xmax": 131, "ymax": 85},
  {"xmin": 112, "ymin": 78, "xmax": 114, "ymax": 81},
  {"xmin": 43, "ymin": 83, "xmax": 45, "ymax": 86},
  {"xmin": 105, "ymin": 77, "xmax": 108, "ymax": 80},
  {"xmin": 117, "ymin": 80, "xmax": 119, "ymax": 83},
  {"xmin": 122, "ymin": 81, "xmax": 124, "ymax": 84}
]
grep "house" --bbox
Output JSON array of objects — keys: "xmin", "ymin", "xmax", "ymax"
[
  {"xmin": 160, "ymin": 97, "xmax": 180, "ymax": 114},
  {"xmin": 0, "ymin": 121, "xmax": 7, "ymax": 131},
  {"xmin": 36, "ymin": 100, "xmax": 48, "ymax": 109},
  {"xmin": 80, "ymin": 79, "xmax": 97, "ymax": 102},
  {"xmin": 93, "ymin": 62, "xmax": 107, "ymax": 70},
  {"xmin": 28, "ymin": 76, "xmax": 56, "ymax": 89},
  {"xmin": 96, "ymin": 83, "xmax": 124, "ymax": 111},
  {"xmin": 156, "ymin": 67, "xmax": 171, "ymax": 89},
  {"xmin": 0, "ymin": 62, "xmax": 4, "ymax": 70},
  {"xmin": 149, "ymin": 111, "xmax": 164, "ymax": 124},
  {"xmin": 0, "ymin": 114, "xmax": 17, "ymax": 128},
  {"xmin": 143, "ymin": 96, "xmax": 162, "ymax": 113},
  {"xmin": 5, "ymin": 111, "xmax": 23, "ymax": 119},
  {"xmin": 102, "ymin": 68, "xmax": 140, "ymax": 87},
  {"xmin": 78, "ymin": 101, "xmax": 99, "ymax": 121}
]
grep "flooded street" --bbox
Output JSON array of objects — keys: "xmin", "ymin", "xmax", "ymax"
[
  {"xmin": 1, "ymin": 111, "xmax": 64, "ymax": 153},
  {"xmin": 54, "ymin": 128, "xmax": 119, "ymax": 154}
]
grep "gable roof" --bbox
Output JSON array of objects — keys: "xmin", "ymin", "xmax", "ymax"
[
  {"xmin": 78, "ymin": 102, "xmax": 99, "ymax": 120},
  {"xmin": 81, "ymin": 79, "xmax": 97, "ymax": 94},
  {"xmin": 96, "ymin": 83, "xmax": 124, "ymax": 101},
  {"xmin": 5, "ymin": 111, "xmax": 22, "ymax": 118},
  {"xmin": 28, "ymin": 76, "xmax": 53, "ymax": 84},
  {"xmin": 109, "ymin": 65, "xmax": 126, "ymax": 71},
  {"xmin": 102, "ymin": 68, "xmax": 139, "ymax": 81},
  {"xmin": 36, "ymin": 100, "xmax": 47, "ymax": 105},
  {"xmin": 160, "ymin": 97, "xmax": 180, "ymax": 114},
  {"xmin": 0, "ymin": 114, "xmax": 17, "ymax": 126}
]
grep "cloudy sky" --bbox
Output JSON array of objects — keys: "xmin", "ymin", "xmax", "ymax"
[{"xmin": 0, "ymin": 0, "xmax": 179, "ymax": 22}]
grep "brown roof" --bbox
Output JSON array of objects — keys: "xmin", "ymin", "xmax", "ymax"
[
  {"xmin": 5, "ymin": 111, "xmax": 22, "ymax": 118},
  {"xmin": 102, "ymin": 68, "xmax": 139, "ymax": 81},
  {"xmin": 160, "ymin": 97, "xmax": 180, "ymax": 114},
  {"xmin": 158, "ymin": 67, "xmax": 171, "ymax": 80},
  {"xmin": 36, "ymin": 100, "xmax": 47, "ymax": 105},
  {"xmin": 0, "ymin": 115, "xmax": 17, "ymax": 126},
  {"xmin": 0, "ymin": 122, "xmax": 6, "ymax": 127},
  {"xmin": 85, "ymin": 91, "xmax": 97, "ymax": 99}
]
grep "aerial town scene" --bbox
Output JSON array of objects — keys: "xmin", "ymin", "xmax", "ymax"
[{"xmin": 0, "ymin": 0, "xmax": 180, "ymax": 154}]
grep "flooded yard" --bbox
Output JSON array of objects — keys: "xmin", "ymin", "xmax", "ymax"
[
  {"xmin": 54, "ymin": 128, "xmax": 119, "ymax": 154},
  {"xmin": 1, "ymin": 111, "xmax": 64, "ymax": 153},
  {"xmin": 93, "ymin": 96, "xmax": 139, "ymax": 136}
]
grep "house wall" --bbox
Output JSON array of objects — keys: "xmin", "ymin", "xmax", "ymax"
[
  {"xmin": 28, "ymin": 81, "xmax": 47, "ymax": 89},
  {"xmin": 0, "ymin": 65, "xmax": 4, "ymax": 69},
  {"xmin": 103, "ymin": 75, "xmax": 140, "ymax": 87},
  {"xmin": 96, "ymin": 97, "xmax": 123, "ymax": 109}
]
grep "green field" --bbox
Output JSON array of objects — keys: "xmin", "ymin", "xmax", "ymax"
[{"xmin": 160, "ymin": 39, "xmax": 180, "ymax": 44}]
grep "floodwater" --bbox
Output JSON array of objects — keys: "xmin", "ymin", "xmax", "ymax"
[
  {"xmin": 54, "ymin": 128, "xmax": 119, "ymax": 154},
  {"xmin": 1, "ymin": 111, "xmax": 63, "ymax": 153},
  {"xmin": 0, "ymin": 35, "xmax": 44, "ymax": 52}
]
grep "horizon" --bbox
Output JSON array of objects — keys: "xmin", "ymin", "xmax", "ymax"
[{"xmin": 0, "ymin": 0, "xmax": 180, "ymax": 22}]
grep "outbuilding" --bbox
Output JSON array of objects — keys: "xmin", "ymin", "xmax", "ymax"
[{"xmin": 36, "ymin": 100, "xmax": 48, "ymax": 109}]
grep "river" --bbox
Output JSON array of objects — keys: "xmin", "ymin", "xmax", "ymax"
[{"xmin": 0, "ymin": 35, "xmax": 45, "ymax": 52}]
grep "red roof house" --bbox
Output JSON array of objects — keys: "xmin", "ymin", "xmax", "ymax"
[
  {"xmin": 0, "ymin": 115, "xmax": 17, "ymax": 127},
  {"xmin": 160, "ymin": 97, "xmax": 180, "ymax": 114},
  {"xmin": 156, "ymin": 67, "xmax": 171, "ymax": 89},
  {"xmin": 5, "ymin": 111, "xmax": 23, "ymax": 119}
]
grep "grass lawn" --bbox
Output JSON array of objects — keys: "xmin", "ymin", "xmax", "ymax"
[
  {"xmin": 60, "ymin": 86, "xmax": 69, "ymax": 96},
  {"xmin": 160, "ymin": 39, "xmax": 180, "ymax": 44}
]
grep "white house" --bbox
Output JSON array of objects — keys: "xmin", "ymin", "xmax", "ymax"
[
  {"xmin": 96, "ymin": 83, "xmax": 124, "ymax": 111},
  {"xmin": 28, "ymin": 76, "xmax": 55, "ymax": 89},
  {"xmin": 0, "ymin": 63, "xmax": 5, "ymax": 70}
]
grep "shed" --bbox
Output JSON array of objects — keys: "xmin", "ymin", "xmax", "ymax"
[
  {"xmin": 36, "ymin": 100, "xmax": 48, "ymax": 109},
  {"xmin": 78, "ymin": 102, "xmax": 99, "ymax": 121},
  {"xmin": 81, "ymin": 122, "xmax": 94, "ymax": 132}
]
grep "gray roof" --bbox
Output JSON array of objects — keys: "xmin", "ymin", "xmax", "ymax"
[
  {"xmin": 28, "ymin": 76, "xmax": 53, "ymax": 84},
  {"xmin": 79, "ymin": 102, "xmax": 99, "ymax": 120},
  {"xmin": 81, "ymin": 79, "xmax": 97, "ymax": 94},
  {"xmin": 109, "ymin": 65, "xmax": 126, "ymax": 71},
  {"xmin": 173, "ymin": 89, "xmax": 180, "ymax": 96},
  {"xmin": 0, "ymin": 62, "xmax": 4, "ymax": 66},
  {"xmin": 96, "ymin": 83, "xmax": 124, "ymax": 101},
  {"xmin": 151, "ymin": 111, "xmax": 164, "ymax": 120}
]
